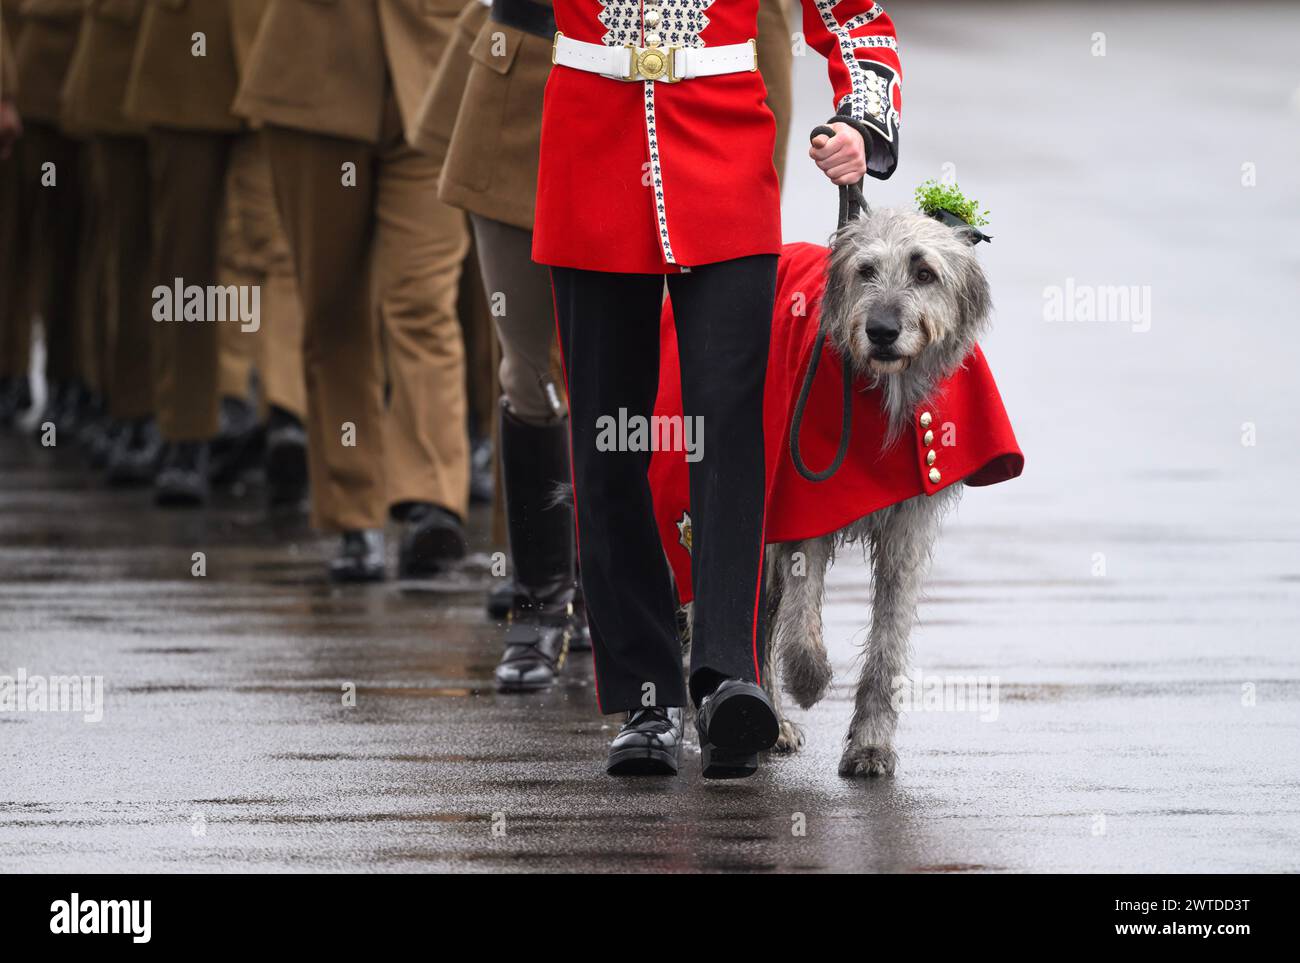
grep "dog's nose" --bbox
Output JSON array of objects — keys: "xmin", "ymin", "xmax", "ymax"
[{"xmin": 865, "ymin": 309, "xmax": 901, "ymax": 346}]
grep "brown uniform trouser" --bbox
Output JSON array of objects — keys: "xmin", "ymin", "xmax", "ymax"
[
  {"xmin": 92, "ymin": 136, "xmax": 154, "ymax": 420},
  {"xmin": 147, "ymin": 128, "xmax": 232, "ymax": 442},
  {"xmin": 0, "ymin": 140, "xmax": 34, "ymax": 380},
  {"xmin": 263, "ymin": 118, "xmax": 470, "ymax": 532},
  {"xmin": 22, "ymin": 121, "xmax": 84, "ymax": 387},
  {"xmin": 216, "ymin": 132, "xmax": 306, "ymax": 420}
]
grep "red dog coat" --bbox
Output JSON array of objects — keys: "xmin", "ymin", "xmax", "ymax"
[{"xmin": 649, "ymin": 241, "xmax": 1024, "ymax": 603}]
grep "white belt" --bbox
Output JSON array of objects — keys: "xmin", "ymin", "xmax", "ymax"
[{"xmin": 551, "ymin": 32, "xmax": 756, "ymax": 83}]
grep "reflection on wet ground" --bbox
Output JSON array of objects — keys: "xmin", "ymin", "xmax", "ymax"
[{"xmin": 3, "ymin": 422, "xmax": 1297, "ymax": 872}]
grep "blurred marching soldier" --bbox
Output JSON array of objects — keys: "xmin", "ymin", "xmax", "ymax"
[
  {"xmin": 210, "ymin": 0, "xmax": 308, "ymax": 508},
  {"xmin": 414, "ymin": 1, "xmax": 500, "ymax": 516},
  {"xmin": 117, "ymin": 0, "xmax": 304, "ymax": 506},
  {"xmin": 235, "ymin": 0, "xmax": 473, "ymax": 581},
  {"xmin": 0, "ymin": 1, "xmax": 31, "ymax": 426},
  {"xmin": 416, "ymin": 0, "xmax": 512, "ymax": 608},
  {"xmin": 60, "ymin": 0, "xmax": 159, "ymax": 483},
  {"xmin": 412, "ymin": 0, "xmax": 794, "ymax": 692},
  {"xmin": 9, "ymin": 0, "xmax": 85, "ymax": 438},
  {"xmin": 413, "ymin": 0, "xmax": 580, "ymax": 690},
  {"xmin": 123, "ymin": 0, "xmax": 242, "ymax": 505}
]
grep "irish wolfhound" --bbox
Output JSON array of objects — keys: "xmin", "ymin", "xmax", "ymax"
[
  {"xmin": 763, "ymin": 205, "xmax": 995, "ymax": 777},
  {"xmin": 634, "ymin": 205, "xmax": 998, "ymax": 779}
]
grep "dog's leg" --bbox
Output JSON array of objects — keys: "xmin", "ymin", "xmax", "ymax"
[
  {"xmin": 840, "ymin": 497, "xmax": 947, "ymax": 778},
  {"xmin": 761, "ymin": 551, "xmax": 804, "ymax": 753},
  {"xmin": 772, "ymin": 537, "xmax": 835, "ymax": 710}
]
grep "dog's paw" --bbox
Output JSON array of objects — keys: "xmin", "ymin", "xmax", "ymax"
[
  {"xmin": 780, "ymin": 644, "xmax": 834, "ymax": 710},
  {"xmin": 838, "ymin": 744, "xmax": 897, "ymax": 778},
  {"xmin": 772, "ymin": 718, "xmax": 806, "ymax": 754}
]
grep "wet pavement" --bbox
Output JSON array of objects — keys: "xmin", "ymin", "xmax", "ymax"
[{"xmin": 3, "ymin": 1, "xmax": 1300, "ymax": 872}]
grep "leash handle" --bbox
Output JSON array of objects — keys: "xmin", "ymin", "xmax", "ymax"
[
  {"xmin": 809, "ymin": 125, "xmax": 871, "ymax": 227},
  {"xmin": 789, "ymin": 127, "xmax": 868, "ymax": 483}
]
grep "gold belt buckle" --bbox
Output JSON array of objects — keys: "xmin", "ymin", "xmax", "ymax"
[{"xmin": 625, "ymin": 43, "xmax": 678, "ymax": 82}]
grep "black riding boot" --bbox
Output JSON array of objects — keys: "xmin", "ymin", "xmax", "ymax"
[{"xmin": 494, "ymin": 403, "xmax": 579, "ymax": 692}]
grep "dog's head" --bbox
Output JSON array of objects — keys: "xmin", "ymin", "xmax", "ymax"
[{"xmin": 820, "ymin": 207, "xmax": 992, "ymax": 430}]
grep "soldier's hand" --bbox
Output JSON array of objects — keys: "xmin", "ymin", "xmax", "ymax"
[
  {"xmin": 809, "ymin": 122, "xmax": 867, "ymax": 186},
  {"xmin": 0, "ymin": 100, "xmax": 21, "ymax": 160}
]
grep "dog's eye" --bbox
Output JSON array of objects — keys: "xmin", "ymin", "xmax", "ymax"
[
  {"xmin": 857, "ymin": 262, "xmax": 876, "ymax": 280},
  {"xmin": 916, "ymin": 267, "xmax": 936, "ymax": 284}
]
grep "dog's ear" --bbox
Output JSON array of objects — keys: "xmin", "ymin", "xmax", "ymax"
[
  {"xmin": 957, "ymin": 253, "xmax": 993, "ymax": 336},
  {"xmin": 819, "ymin": 228, "xmax": 858, "ymax": 340}
]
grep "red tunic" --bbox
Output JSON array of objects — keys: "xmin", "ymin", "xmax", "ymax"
[
  {"xmin": 649, "ymin": 242, "xmax": 1025, "ymax": 602},
  {"xmin": 533, "ymin": 1, "xmax": 903, "ymax": 272}
]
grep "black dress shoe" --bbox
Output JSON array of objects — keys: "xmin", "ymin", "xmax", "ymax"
[
  {"xmin": 53, "ymin": 380, "xmax": 90, "ymax": 440},
  {"xmin": 106, "ymin": 417, "xmax": 163, "ymax": 487},
  {"xmin": 0, "ymin": 376, "xmax": 32, "ymax": 428},
  {"xmin": 264, "ymin": 408, "xmax": 308, "ymax": 508},
  {"xmin": 329, "ymin": 530, "xmax": 386, "ymax": 583},
  {"xmin": 607, "ymin": 706, "xmax": 684, "ymax": 776},
  {"xmin": 154, "ymin": 441, "xmax": 211, "ymax": 507},
  {"xmin": 494, "ymin": 598, "xmax": 573, "ymax": 692},
  {"xmin": 209, "ymin": 396, "xmax": 264, "ymax": 487},
  {"xmin": 83, "ymin": 410, "xmax": 121, "ymax": 470},
  {"xmin": 695, "ymin": 679, "xmax": 780, "ymax": 779},
  {"xmin": 396, "ymin": 502, "xmax": 466, "ymax": 577}
]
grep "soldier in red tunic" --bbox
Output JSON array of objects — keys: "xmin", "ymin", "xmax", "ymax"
[{"xmin": 535, "ymin": 0, "xmax": 903, "ymax": 778}]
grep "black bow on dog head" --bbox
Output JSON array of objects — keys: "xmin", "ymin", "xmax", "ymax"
[{"xmin": 927, "ymin": 208, "xmax": 993, "ymax": 245}]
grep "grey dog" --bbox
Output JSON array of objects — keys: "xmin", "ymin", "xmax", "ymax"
[{"xmin": 749, "ymin": 206, "xmax": 993, "ymax": 777}]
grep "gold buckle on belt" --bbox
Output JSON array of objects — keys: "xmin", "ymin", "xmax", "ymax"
[{"xmin": 625, "ymin": 42, "xmax": 678, "ymax": 82}]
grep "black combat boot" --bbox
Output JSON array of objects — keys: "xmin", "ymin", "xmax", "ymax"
[
  {"xmin": 0, "ymin": 376, "xmax": 33, "ymax": 428},
  {"xmin": 396, "ymin": 501, "xmax": 467, "ymax": 577},
  {"xmin": 106, "ymin": 416, "xmax": 163, "ymax": 487},
  {"xmin": 209, "ymin": 396, "xmax": 263, "ymax": 488},
  {"xmin": 154, "ymin": 440, "xmax": 211, "ymax": 507},
  {"xmin": 264, "ymin": 406, "xmax": 308, "ymax": 509},
  {"xmin": 493, "ymin": 403, "xmax": 579, "ymax": 693},
  {"xmin": 330, "ymin": 530, "xmax": 386, "ymax": 583}
]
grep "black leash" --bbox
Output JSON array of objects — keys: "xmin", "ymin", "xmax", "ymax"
[{"xmin": 789, "ymin": 125, "xmax": 871, "ymax": 483}]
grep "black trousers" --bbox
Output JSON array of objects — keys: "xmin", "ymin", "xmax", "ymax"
[{"xmin": 552, "ymin": 255, "xmax": 776, "ymax": 714}]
